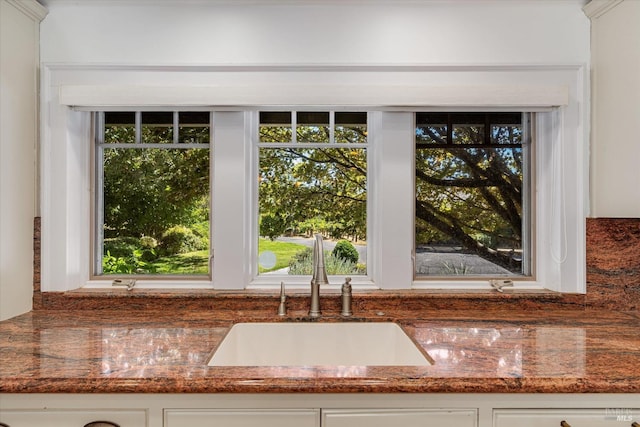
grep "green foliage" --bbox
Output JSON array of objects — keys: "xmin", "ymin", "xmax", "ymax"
[
  {"xmin": 288, "ymin": 247, "xmax": 362, "ymax": 275},
  {"xmin": 102, "ymin": 249, "xmax": 158, "ymax": 274},
  {"xmin": 259, "ymin": 145, "xmax": 367, "ymax": 243},
  {"xmin": 139, "ymin": 236, "xmax": 158, "ymax": 249},
  {"xmin": 441, "ymin": 261, "xmax": 474, "ymax": 275},
  {"xmin": 190, "ymin": 220, "xmax": 210, "ymax": 240},
  {"xmin": 260, "ymin": 213, "xmax": 289, "ymax": 240},
  {"xmin": 332, "ymin": 240, "xmax": 359, "ymax": 264},
  {"xmin": 103, "ymin": 136, "xmax": 209, "ymax": 240},
  {"xmin": 288, "ymin": 246, "xmax": 313, "ymax": 266},
  {"xmin": 160, "ymin": 226, "xmax": 205, "ymax": 256},
  {"xmin": 103, "ymin": 237, "xmax": 141, "ymax": 258}
]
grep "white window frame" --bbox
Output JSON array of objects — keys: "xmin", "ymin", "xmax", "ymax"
[
  {"xmin": 92, "ymin": 110, "xmax": 213, "ymax": 279},
  {"xmin": 412, "ymin": 112, "xmax": 534, "ymax": 281},
  {"xmin": 248, "ymin": 110, "xmax": 373, "ymax": 290},
  {"xmin": 41, "ymin": 64, "xmax": 587, "ymax": 293}
]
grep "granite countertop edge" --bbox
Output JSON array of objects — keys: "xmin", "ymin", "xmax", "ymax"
[{"xmin": 2, "ymin": 378, "xmax": 639, "ymax": 394}]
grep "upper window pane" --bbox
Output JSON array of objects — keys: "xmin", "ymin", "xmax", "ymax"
[
  {"xmin": 297, "ymin": 111, "xmax": 330, "ymax": 143},
  {"xmin": 416, "ymin": 113, "xmax": 447, "ymax": 145},
  {"xmin": 142, "ymin": 112, "xmax": 174, "ymax": 143},
  {"xmin": 452, "ymin": 124, "xmax": 484, "ymax": 145},
  {"xmin": 415, "ymin": 112, "xmax": 530, "ymax": 278},
  {"xmin": 179, "ymin": 112, "xmax": 210, "ymax": 144},
  {"xmin": 335, "ymin": 112, "xmax": 368, "ymax": 144},
  {"xmin": 104, "ymin": 112, "xmax": 136, "ymax": 144},
  {"xmin": 260, "ymin": 111, "xmax": 292, "ymax": 143}
]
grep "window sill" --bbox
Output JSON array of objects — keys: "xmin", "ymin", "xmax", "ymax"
[
  {"xmin": 36, "ymin": 287, "xmax": 586, "ymax": 312},
  {"xmin": 84, "ymin": 280, "xmax": 214, "ymax": 289}
]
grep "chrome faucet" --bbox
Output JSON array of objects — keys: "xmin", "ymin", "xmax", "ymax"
[{"xmin": 309, "ymin": 234, "xmax": 329, "ymax": 317}]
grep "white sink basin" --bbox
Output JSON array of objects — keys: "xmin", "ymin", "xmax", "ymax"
[{"xmin": 208, "ymin": 322, "xmax": 432, "ymax": 367}]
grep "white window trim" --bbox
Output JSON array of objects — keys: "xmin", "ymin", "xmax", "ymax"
[{"xmin": 40, "ymin": 64, "xmax": 587, "ymax": 293}]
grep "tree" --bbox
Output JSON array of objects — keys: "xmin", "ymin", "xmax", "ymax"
[
  {"xmin": 258, "ymin": 123, "xmax": 367, "ymax": 241},
  {"xmin": 102, "ymin": 135, "xmax": 209, "ymax": 239}
]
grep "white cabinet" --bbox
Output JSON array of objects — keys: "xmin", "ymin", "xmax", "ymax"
[
  {"xmin": 0, "ymin": 409, "xmax": 146, "ymax": 427},
  {"xmin": 2, "ymin": 393, "xmax": 640, "ymax": 427},
  {"xmin": 323, "ymin": 409, "xmax": 477, "ymax": 427},
  {"xmin": 494, "ymin": 409, "xmax": 640, "ymax": 427},
  {"xmin": 0, "ymin": 0, "xmax": 47, "ymax": 321},
  {"xmin": 164, "ymin": 408, "xmax": 477, "ymax": 427},
  {"xmin": 164, "ymin": 409, "xmax": 319, "ymax": 427}
]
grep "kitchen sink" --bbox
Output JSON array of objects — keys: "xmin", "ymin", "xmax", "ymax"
[{"xmin": 207, "ymin": 322, "xmax": 433, "ymax": 367}]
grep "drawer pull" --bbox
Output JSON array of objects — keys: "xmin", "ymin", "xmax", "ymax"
[
  {"xmin": 84, "ymin": 422, "xmax": 120, "ymax": 427},
  {"xmin": 560, "ymin": 422, "xmax": 571, "ymax": 427}
]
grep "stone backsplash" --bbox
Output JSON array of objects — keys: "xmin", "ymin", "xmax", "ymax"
[{"xmin": 586, "ymin": 218, "xmax": 640, "ymax": 310}]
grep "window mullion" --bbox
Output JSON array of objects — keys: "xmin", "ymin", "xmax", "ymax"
[
  {"xmin": 173, "ymin": 111, "xmax": 179, "ymax": 144},
  {"xmin": 135, "ymin": 111, "xmax": 142, "ymax": 143},
  {"xmin": 521, "ymin": 112, "xmax": 533, "ymax": 276},
  {"xmin": 291, "ymin": 111, "xmax": 297, "ymax": 144},
  {"xmin": 94, "ymin": 112, "xmax": 106, "ymax": 276},
  {"xmin": 329, "ymin": 111, "xmax": 335, "ymax": 144}
]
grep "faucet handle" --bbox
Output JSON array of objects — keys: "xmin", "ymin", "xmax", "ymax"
[{"xmin": 341, "ymin": 277, "xmax": 353, "ymax": 317}]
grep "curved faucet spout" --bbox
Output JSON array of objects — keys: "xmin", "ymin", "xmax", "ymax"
[
  {"xmin": 311, "ymin": 234, "xmax": 329, "ymax": 287},
  {"xmin": 309, "ymin": 234, "xmax": 329, "ymax": 318}
]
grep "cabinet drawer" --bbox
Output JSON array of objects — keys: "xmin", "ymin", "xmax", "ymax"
[
  {"xmin": 494, "ymin": 409, "xmax": 639, "ymax": 427},
  {"xmin": 0, "ymin": 410, "xmax": 146, "ymax": 427},
  {"xmin": 164, "ymin": 409, "xmax": 319, "ymax": 427},
  {"xmin": 323, "ymin": 408, "xmax": 477, "ymax": 427}
]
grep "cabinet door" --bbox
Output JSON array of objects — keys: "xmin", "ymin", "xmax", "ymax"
[
  {"xmin": 494, "ymin": 409, "xmax": 639, "ymax": 427},
  {"xmin": 164, "ymin": 409, "xmax": 319, "ymax": 427},
  {"xmin": 0, "ymin": 410, "xmax": 146, "ymax": 427},
  {"xmin": 322, "ymin": 409, "xmax": 477, "ymax": 427}
]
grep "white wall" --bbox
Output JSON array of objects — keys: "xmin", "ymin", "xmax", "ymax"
[
  {"xmin": 40, "ymin": 0, "xmax": 590, "ymax": 66},
  {"xmin": 0, "ymin": 0, "xmax": 47, "ymax": 320},
  {"xmin": 588, "ymin": 0, "xmax": 640, "ymax": 217}
]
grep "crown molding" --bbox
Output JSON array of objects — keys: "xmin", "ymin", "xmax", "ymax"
[
  {"xmin": 583, "ymin": 0, "xmax": 624, "ymax": 19},
  {"xmin": 38, "ymin": 0, "xmax": 587, "ymax": 6},
  {"xmin": 5, "ymin": 0, "xmax": 48, "ymax": 21}
]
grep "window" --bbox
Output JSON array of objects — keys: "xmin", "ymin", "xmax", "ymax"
[
  {"xmin": 415, "ymin": 112, "xmax": 532, "ymax": 279},
  {"xmin": 256, "ymin": 111, "xmax": 368, "ymax": 279},
  {"xmin": 94, "ymin": 111, "xmax": 211, "ymax": 277},
  {"xmin": 43, "ymin": 65, "xmax": 586, "ymax": 293}
]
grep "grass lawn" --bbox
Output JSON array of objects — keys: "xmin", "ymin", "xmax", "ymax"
[
  {"xmin": 152, "ymin": 250, "xmax": 209, "ymax": 275},
  {"xmin": 147, "ymin": 239, "xmax": 307, "ymax": 274},
  {"xmin": 258, "ymin": 238, "xmax": 307, "ymax": 273}
]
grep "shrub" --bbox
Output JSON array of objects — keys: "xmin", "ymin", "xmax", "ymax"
[
  {"xmin": 289, "ymin": 247, "xmax": 313, "ymax": 265},
  {"xmin": 260, "ymin": 213, "xmax": 288, "ymax": 240},
  {"xmin": 139, "ymin": 248, "xmax": 158, "ymax": 262},
  {"xmin": 139, "ymin": 235, "xmax": 158, "ymax": 249},
  {"xmin": 288, "ymin": 248, "xmax": 360, "ymax": 275},
  {"xmin": 190, "ymin": 221, "xmax": 210, "ymax": 239},
  {"xmin": 332, "ymin": 240, "xmax": 359, "ymax": 264},
  {"xmin": 160, "ymin": 226, "xmax": 204, "ymax": 256},
  {"xmin": 102, "ymin": 249, "xmax": 157, "ymax": 274},
  {"xmin": 103, "ymin": 237, "xmax": 141, "ymax": 259}
]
